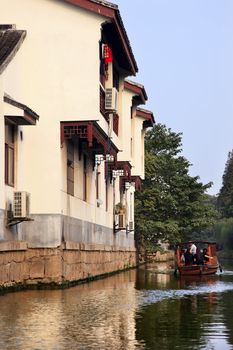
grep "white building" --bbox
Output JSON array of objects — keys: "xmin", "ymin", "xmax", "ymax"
[{"xmin": 0, "ymin": 0, "xmax": 154, "ymax": 252}]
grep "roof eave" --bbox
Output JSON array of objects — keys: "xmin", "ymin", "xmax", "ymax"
[
  {"xmin": 136, "ymin": 107, "xmax": 155, "ymax": 127},
  {"xmin": 0, "ymin": 30, "xmax": 26, "ymax": 75},
  {"xmin": 64, "ymin": 0, "xmax": 138, "ymax": 75},
  {"xmin": 4, "ymin": 93, "xmax": 39, "ymax": 123},
  {"xmin": 124, "ymin": 80, "xmax": 147, "ymax": 105}
]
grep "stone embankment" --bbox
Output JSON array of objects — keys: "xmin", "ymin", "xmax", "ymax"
[
  {"xmin": 146, "ymin": 250, "xmax": 174, "ymax": 262},
  {"xmin": 0, "ymin": 241, "xmax": 137, "ymax": 290}
]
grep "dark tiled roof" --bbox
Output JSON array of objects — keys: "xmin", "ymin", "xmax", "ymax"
[
  {"xmin": 89, "ymin": 0, "xmax": 118, "ymax": 9},
  {"xmin": 0, "ymin": 29, "xmax": 26, "ymax": 74},
  {"xmin": 113, "ymin": 6, "xmax": 138, "ymax": 73}
]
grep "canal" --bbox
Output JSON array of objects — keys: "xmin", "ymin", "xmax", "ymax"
[{"xmin": 1, "ymin": 261, "xmax": 233, "ymax": 350}]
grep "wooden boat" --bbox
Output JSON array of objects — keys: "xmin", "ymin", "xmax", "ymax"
[{"xmin": 175, "ymin": 241, "xmax": 220, "ymax": 276}]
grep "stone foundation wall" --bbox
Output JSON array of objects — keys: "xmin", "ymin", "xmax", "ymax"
[
  {"xmin": 10, "ymin": 213, "xmax": 136, "ymax": 250},
  {"xmin": 0, "ymin": 241, "xmax": 137, "ymax": 289},
  {"xmin": 146, "ymin": 250, "xmax": 175, "ymax": 262}
]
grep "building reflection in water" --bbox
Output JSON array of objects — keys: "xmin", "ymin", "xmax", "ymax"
[{"xmin": 0, "ymin": 270, "xmax": 145, "ymax": 350}]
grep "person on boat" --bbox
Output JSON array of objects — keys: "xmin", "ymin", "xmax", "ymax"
[
  {"xmin": 186, "ymin": 242, "xmax": 198, "ymax": 264},
  {"xmin": 195, "ymin": 247, "xmax": 202, "ymax": 265},
  {"xmin": 202, "ymin": 248, "xmax": 213, "ymax": 263},
  {"xmin": 184, "ymin": 248, "xmax": 194, "ymax": 265},
  {"xmin": 189, "ymin": 242, "xmax": 197, "ymax": 256},
  {"xmin": 180, "ymin": 249, "xmax": 185, "ymax": 263}
]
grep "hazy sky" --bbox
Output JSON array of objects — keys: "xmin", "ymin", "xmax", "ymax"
[{"xmin": 113, "ymin": 0, "xmax": 233, "ymax": 195}]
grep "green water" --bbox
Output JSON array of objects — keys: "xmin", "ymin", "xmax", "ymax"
[{"xmin": 0, "ymin": 261, "xmax": 232, "ymax": 349}]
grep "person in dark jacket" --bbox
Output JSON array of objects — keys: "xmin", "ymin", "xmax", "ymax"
[{"xmin": 184, "ymin": 248, "xmax": 194, "ymax": 265}]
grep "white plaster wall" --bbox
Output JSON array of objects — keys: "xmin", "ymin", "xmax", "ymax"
[
  {"xmin": 118, "ymin": 87, "xmax": 146, "ymax": 178},
  {"xmin": 0, "ymin": 79, "xmax": 4, "ymax": 210},
  {"xmin": 131, "ymin": 116, "xmax": 145, "ymax": 178},
  {"xmin": 125, "ymin": 185, "xmax": 135, "ymax": 227},
  {"xmin": 118, "ymin": 89, "xmax": 132, "ymax": 162},
  {"xmin": 0, "ymin": 0, "xmax": 103, "ymax": 117},
  {"xmin": 60, "ymin": 142, "xmax": 115, "ymax": 227},
  {"xmin": 0, "ymin": 0, "xmax": 141, "ymax": 242},
  {"xmin": 114, "ymin": 176, "xmax": 120, "ymax": 207},
  {"xmin": 0, "ymin": 0, "xmax": 109, "ymax": 215},
  {"xmin": 141, "ymin": 128, "xmax": 146, "ymax": 180}
]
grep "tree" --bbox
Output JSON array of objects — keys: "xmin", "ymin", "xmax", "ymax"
[
  {"xmin": 217, "ymin": 150, "xmax": 233, "ymax": 217},
  {"xmin": 213, "ymin": 218, "xmax": 233, "ymax": 251},
  {"xmin": 135, "ymin": 123, "xmax": 218, "ymax": 249}
]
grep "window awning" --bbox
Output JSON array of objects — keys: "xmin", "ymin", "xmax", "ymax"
[
  {"xmin": 115, "ymin": 161, "xmax": 131, "ymax": 178},
  {"xmin": 4, "ymin": 93, "xmax": 39, "ymax": 125},
  {"xmin": 136, "ymin": 107, "xmax": 155, "ymax": 128},
  {"xmin": 124, "ymin": 80, "xmax": 147, "ymax": 105},
  {"xmin": 105, "ymin": 160, "xmax": 131, "ymax": 181},
  {"xmin": 60, "ymin": 120, "xmax": 119, "ymax": 158},
  {"xmin": 131, "ymin": 176, "xmax": 142, "ymax": 191}
]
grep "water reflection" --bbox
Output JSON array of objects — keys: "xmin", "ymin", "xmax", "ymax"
[
  {"xmin": 0, "ymin": 263, "xmax": 233, "ymax": 349},
  {"xmin": 136, "ymin": 263, "xmax": 233, "ymax": 350},
  {"xmin": 0, "ymin": 271, "xmax": 144, "ymax": 350}
]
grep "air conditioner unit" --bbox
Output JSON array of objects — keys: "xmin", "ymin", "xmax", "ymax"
[
  {"xmin": 128, "ymin": 221, "xmax": 134, "ymax": 231},
  {"xmin": 118, "ymin": 213, "xmax": 126, "ymax": 229},
  {"xmin": 105, "ymin": 87, "xmax": 118, "ymax": 111},
  {"xmin": 13, "ymin": 191, "xmax": 30, "ymax": 219}
]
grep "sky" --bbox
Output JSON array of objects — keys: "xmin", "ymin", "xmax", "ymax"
[{"xmin": 113, "ymin": 0, "xmax": 233, "ymax": 196}]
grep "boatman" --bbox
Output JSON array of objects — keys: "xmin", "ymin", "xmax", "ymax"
[
  {"xmin": 202, "ymin": 248, "xmax": 213, "ymax": 263},
  {"xmin": 189, "ymin": 242, "xmax": 197, "ymax": 256}
]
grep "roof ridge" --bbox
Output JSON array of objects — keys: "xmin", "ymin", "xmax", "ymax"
[
  {"xmin": 137, "ymin": 106, "xmax": 153, "ymax": 114},
  {"xmin": 125, "ymin": 79, "xmax": 145, "ymax": 89},
  {"xmin": 89, "ymin": 0, "xmax": 118, "ymax": 9}
]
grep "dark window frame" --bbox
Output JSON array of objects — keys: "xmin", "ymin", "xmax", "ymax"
[
  {"xmin": 83, "ymin": 154, "xmax": 87, "ymax": 202},
  {"xmin": 5, "ymin": 123, "xmax": 15, "ymax": 187},
  {"xmin": 67, "ymin": 140, "xmax": 74, "ymax": 196}
]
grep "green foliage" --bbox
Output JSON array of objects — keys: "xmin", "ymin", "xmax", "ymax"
[
  {"xmin": 213, "ymin": 218, "xmax": 233, "ymax": 250},
  {"xmin": 135, "ymin": 123, "xmax": 218, "ymax": 248},
  {"xmin": 214, "ymin": 150, "xmax": 233, "ymax": 252},
  {"xmin": 217, "ymin": 150, "xmax": 233, "ymax": 217}
]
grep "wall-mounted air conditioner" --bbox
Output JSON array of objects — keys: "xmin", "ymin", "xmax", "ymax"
[
  {"xmin": 128, "ymin": 221, "xmax": 134, "ymax": 231},
  {"xmin": 105, "ymin": 87, "xmax": 118, "ymax": 111},
  {"xmin": 13, "ymin": 191, "xmax": 30, "ymax": 219}
]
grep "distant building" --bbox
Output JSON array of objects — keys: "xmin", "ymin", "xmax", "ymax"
[{"xmin": 0, "ymin": 0, "xmax": 154, "ymax": 253}]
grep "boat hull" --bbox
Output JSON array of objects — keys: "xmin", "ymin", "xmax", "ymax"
[{"xmin": 178, "ymin": 264, "xmax": 219, "ymax": 276}]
